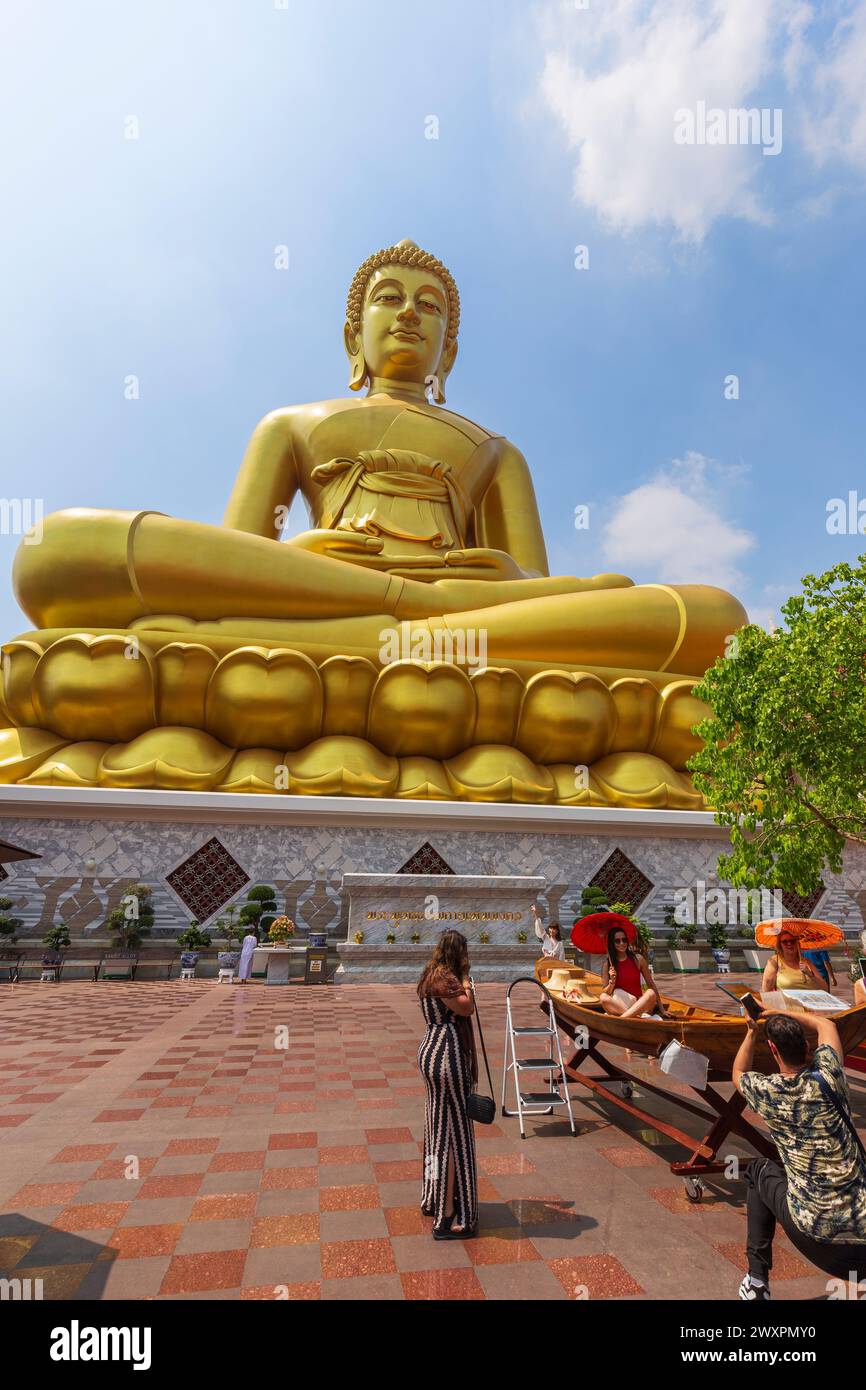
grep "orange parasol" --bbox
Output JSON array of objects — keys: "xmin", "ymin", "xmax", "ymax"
[
  {"xmin": 755, "ymin": 918, "xmax": 844, "ymax": 951},
  {"xmin": 571, "ymin": 912, "xmax": 636, "ymax": 954}
]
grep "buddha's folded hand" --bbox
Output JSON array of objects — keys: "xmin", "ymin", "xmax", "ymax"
[{"xmin": 286, "ymin": 529, "xmax": 385, "ymax": 560}]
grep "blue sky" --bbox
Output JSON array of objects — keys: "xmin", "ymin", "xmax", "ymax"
[{"xmin": 1, "ymin": 0, "xmax": 865, "ymax": 644}]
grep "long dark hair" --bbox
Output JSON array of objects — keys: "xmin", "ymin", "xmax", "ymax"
[
  {"xmin": 606, "ymin": 923, "xmax": 637, "ymax": 970},
  {"xmin": 548, "ymin": 924, "xmax": 561, "ymax": 941},
  {"xmin": 417, "ymin": 930, "xmax": 469, "ymax": 996}
]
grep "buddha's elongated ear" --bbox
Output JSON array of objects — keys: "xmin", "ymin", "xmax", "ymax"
[
  {"xmin": 432, "ymin": 339, "xmax": 458, "ymax": 403},
  {"xmin": 344, "ymin": 319, "xmax": 369, "ymax": 393}
]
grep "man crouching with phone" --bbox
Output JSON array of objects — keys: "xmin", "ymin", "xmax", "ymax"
[{"xmin": 732, "ymin": 1005, "xmax": 866, "ymax": 1300}]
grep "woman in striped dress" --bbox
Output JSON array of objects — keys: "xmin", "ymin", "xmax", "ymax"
[{"xmin": 417, "ymin": 931, "xmax": 478, "ymax": 1240}]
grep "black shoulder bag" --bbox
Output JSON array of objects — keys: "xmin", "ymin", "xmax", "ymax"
[{"xmin": 466, "ymin": 980, "xmax": 496, "ymax": 1124}]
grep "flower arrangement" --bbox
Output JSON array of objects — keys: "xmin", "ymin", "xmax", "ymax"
[
  {"xmin": 410, "ymin": 931, "xmax": 420, "ymax": 943},
  {"xmin": 517, "ymin": 929, "xmax": 528, "ymax": 943},
  {"xmin": 268, "ymin": 916, "xmax": 296, "ymax": 945},
  {"xmin": 478, "ymin": 930, "xmax": 490, "ymax": 944},
  {"xmin": 386, "ymin": 930, "xmax": 396, "ymax": 943},
  {"xmin": 353, "ymin": 930, "xmax": 365, "ymax": 944}
]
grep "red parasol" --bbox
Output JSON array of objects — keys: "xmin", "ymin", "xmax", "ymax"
[
  {"xmin": 755, "ymin": 918, "xmax": 844, "ymax": 951},
  {"xmin": 571, "ymin": 911, "xmax": 636, "ymax": 954}
]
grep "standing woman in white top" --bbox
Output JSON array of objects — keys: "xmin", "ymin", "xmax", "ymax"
[{"xmin": 531, "ymin": 905, "xmax": 565, "ymax": 960}]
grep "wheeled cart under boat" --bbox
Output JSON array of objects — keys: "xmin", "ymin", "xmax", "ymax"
[{"xmin": 534, "ymin": 959, "xmax": 866, "ymax": 1203}]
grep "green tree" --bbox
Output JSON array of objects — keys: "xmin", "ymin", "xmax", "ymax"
[
  {"xmin": 106, "ymin": 882, "xmax": 154, "ymax": 948},
  {"xmin": 689, "ymin": 557, "xmax": 866, "ymax": 893},
  {"xmin": 43, "ymin": 921, "xmax": 71, "ymax": 951}
]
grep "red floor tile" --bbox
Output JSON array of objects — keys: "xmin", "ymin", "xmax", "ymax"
[
  {"xmin": 365, "ymin": 1127, "xmax": 414, "ymax": 1145},
  {"xmin": 268, "ymin": 1132, "xmax": 317, "ymax": 1150},
  {"xmin": 108, "ymin": 1224, "xmax": 184, "ymax": 1259},
  {"xmin": 53, "ymin": 1202, "xmax": 129, "ymax": 1232},
  {"xmin": 321, "ymin": 1238, "xmax": 397, "ymax": 1279},
  {"xmin": 241, "ymin": 1281, "xmax": 321, "ymax": 1300},
  {"xmin": 191, "ymin": 1194, "xmax": 257, "ymax": 1222},
  {"xmin": 384, "ymin": 1206, "xmax": 432, "ymax": 1236},
  {"xmin": 160, "ymin": 1249, "xmax": 247, "ymax": 1294},
  {"xmin": 250, "ymin": 1214, "xmax": 319, "ymax": 1247},
  {"xmin": 549, "ymin": 1255, "xmax": 644, "ymax": 1299},
  {"xmin": 401, "ymin": 1268, "xmax": 485, "ymax": 1300}
]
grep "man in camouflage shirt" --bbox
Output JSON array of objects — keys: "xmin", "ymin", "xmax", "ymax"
[{"xmin": 733, "ymin": 1007, "xmax": 866, "ymax": 1300}]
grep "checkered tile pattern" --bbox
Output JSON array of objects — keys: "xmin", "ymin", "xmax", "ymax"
[{"xmin": 0, "ymin": 972, "xmax": 863, "ymax": 1300}]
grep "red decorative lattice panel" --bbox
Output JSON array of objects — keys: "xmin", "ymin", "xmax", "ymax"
[
  {"xmin": 780, "ymin": 885, "xmax": 825, "ymax": 918},
  {"xmin": 589, "ymin": 849, "xmax": 653, "ymax": 911},
  {"xmin": 399, "ymin": 842, "xmax": 455, "ymax": 875},
  {"xmin": 166, "ymin": 837, "xmax": 250, "ymax": 923}
]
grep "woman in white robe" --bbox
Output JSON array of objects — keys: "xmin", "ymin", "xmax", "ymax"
[{"xmin": 237, "ymin": 931, "xmax": 259, "ymax": 984}]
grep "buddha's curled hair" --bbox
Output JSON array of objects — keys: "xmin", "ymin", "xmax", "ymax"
[{"xmin": 346, "ymin": 240, "xmax": 460, "ymax": 351}]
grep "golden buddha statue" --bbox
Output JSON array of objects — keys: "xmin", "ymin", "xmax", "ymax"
[{"xmin": 0, "ymin": 239, "xmax": 746, "ymax": 806}]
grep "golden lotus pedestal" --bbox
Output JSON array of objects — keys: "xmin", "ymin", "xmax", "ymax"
[{"xmin": 0, "ymin": 630, "xmax": 707, "ymax": 809}]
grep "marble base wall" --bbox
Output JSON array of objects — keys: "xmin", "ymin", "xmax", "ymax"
[{"xmin": 1, "ymin": 798, "xmax": 864, "ymax": 977}]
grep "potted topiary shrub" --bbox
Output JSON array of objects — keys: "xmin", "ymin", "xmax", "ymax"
[
  {"xmin": 0, "ymin": 896, "xmax": 22, "ymax": 944},
  {"xmin": 176, "ymin": 921, "xmax": 211, "ymax": 974},
  {"xmin": 242, "ymin": 885, "xmax": 278, "ymax": 937},
  {"xmin": 410, "ymin": 930, "xmax": 420, "ymax": 944},
  {"xmin": 215, "ymin": 904, "xmax": 246, "ymax": 949},
  {"xmin": 41, "ymin": 920, "xmax": 70, "ymax": 980},
  {"xmin": 517, "ymin": 928, "xmax": 528, "ymax": 944},
  {"xmin": 707, "ymin": 922, "xmax": 730, "ymax": 967},
  {"xmin": 666, "ymin": 912, "xmax": 700, "ymax": 972},
  {"xmin": 106, "ymin": 882, "xmax": 153, "ymax": 949},
  {"xmin": 478, "ymin": 929, "xmax": 490, "ymax": 944},
  {"xmin": 43, "ymin": 921, "xmax": 71, "ymax": 951},
  {"xmin": 386, "ymin": 930, "xmax": 396, "ymax": 944}
]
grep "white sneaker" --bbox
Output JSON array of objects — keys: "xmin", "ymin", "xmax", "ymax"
[{"xmin": 739, "ymin": 1273, "xmax": 771, "ymax": 1301}]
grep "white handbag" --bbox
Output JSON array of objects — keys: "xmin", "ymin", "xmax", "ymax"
[{"xmin": 658, "ymin": 1037, "xmax": 709, "ymax": 1090}]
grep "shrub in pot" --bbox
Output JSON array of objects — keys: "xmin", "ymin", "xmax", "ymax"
[
  {"xmin": 706, "ymin": 922, "xmax": 730, "ymax": 964},
  {"xmin": 0, "ymin": 896, "xmax": 22, "ymax": 944},
  {"xmin": 667, "ymin": 916, "xmax": 700, "ymax": 972},
  {"xmin": 176, "ymin": 921, "xmax": 211, "ymax": 969},
  {"xmin": 106, "ymin": 882, "xmax": 153, "ymax": 949}
]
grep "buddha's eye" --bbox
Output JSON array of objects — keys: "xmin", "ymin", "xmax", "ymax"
[{"xmin": 420, "ymin": 300, "xmax": 441, "ymax": 314}]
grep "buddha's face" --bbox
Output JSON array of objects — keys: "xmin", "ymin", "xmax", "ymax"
[{"xmin": 357, "ymin": 265, "xmax": 452, "ymax": 385}]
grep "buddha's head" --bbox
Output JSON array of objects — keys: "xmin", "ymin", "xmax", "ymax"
[{"xmin": 344, "ymin": 239, "xmax": 460, "ymax": 401}]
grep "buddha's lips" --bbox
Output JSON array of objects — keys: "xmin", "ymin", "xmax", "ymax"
[{"xmin": 391, "ymin": 329, "xmax": 423, "ymax": 341}]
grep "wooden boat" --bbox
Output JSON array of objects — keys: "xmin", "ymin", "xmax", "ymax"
[
  {"xmin": 533, "ymin": 958, "xmax": 866, "ymax": 1198},
  {"xmin": 534, "ymin": 959, "xmax": 866, "ymax": 1076}
]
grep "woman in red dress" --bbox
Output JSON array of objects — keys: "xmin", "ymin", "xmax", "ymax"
[{"xmin": 599, "ymin": 923, "xmax": 668, "ymax": 1019}]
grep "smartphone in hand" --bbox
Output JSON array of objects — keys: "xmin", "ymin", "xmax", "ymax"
[{"xmin": 741, "ymin": 992, "xmax": 763, "ymax": 1021}]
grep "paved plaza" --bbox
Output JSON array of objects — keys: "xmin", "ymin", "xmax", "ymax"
[{"xmin": 1, "ymin": 972, "xmax": 864, "ymax": 1302}]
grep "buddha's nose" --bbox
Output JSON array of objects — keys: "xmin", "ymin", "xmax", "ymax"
[{"xmin": 397, "ymin": 303, "xmax": 420, "ymax": 324}]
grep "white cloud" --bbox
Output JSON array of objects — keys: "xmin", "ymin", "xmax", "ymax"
[
  {"xmin": 600, "ymin": 450, "xmax": 755, "ymax": 589},
  {"xmin": 802, "ymin": 4, "xmax": 866, "ymax": 170},
  {"xmin": 537, "ymin": 0, "xmax": 866, "ymax": 241}
]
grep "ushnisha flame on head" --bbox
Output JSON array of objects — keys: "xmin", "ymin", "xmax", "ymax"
[{"xmin": 346, "ymin": 238, "xmax": 461, "ymax": 352}]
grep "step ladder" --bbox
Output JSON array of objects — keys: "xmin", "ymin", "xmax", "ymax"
[{"xmin": 500, "ymin": 977, "xmax": 576, "ymax": 1139}]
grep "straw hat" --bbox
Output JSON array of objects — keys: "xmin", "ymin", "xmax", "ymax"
[{"xmin": 546, "ymin": 969, "xmax": 575, "ymax": 994}]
